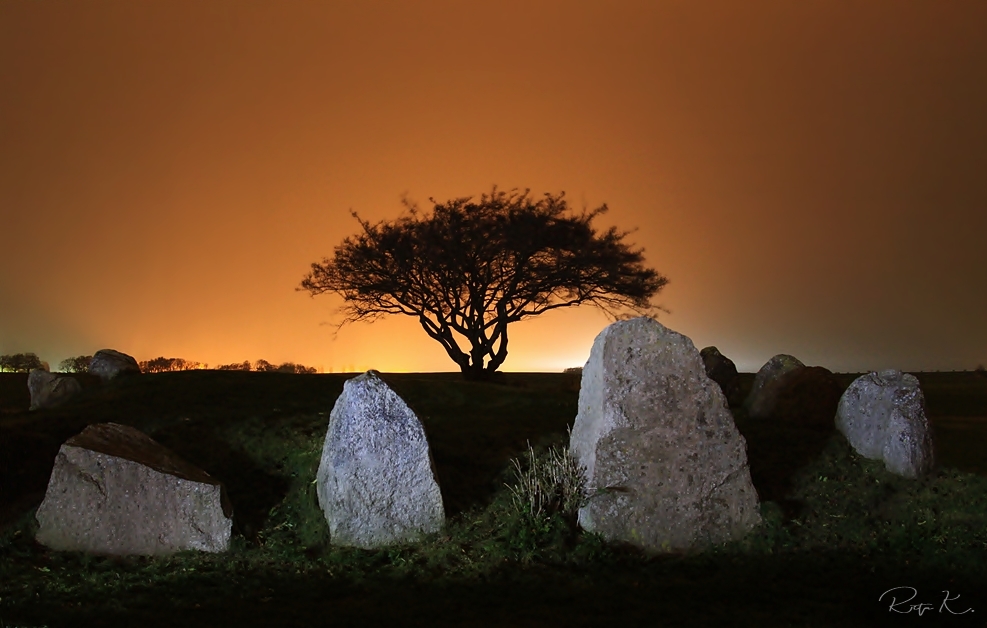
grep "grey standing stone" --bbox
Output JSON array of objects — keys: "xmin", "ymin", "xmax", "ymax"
[
  {"xmin": 35, "ymin": 422, "xmax": 233, "ymax": 556},
  {"xmin": 317, "ymin": 370, "xmax": 444, "ymax": 548},
  {"xmin": 89, "ymin": 349, "xmax": 141, "ymax": 381},
  {"xmin": 570, "ymin": 317, "xmax": 761, "ymax": 552},
  {"xmin": 836, "ymin": 370, "xmax": 934, "ymax": 478},
  {"xmin": 745, "ymin": 354, "xmax": 806, "ymax": 418},
  {"xmin": 28, "ymin": 368, "xmax": 82, "ymax": 410}
]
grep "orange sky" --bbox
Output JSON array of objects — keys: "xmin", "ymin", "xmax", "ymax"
[{"xmin": 2, "ymin": 1, "xmax": 985, "ymax": 373}]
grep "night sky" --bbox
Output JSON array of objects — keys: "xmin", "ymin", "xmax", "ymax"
[{"xmin": 2, "ymin": 1, "xmax": 985, "ymax": 374}]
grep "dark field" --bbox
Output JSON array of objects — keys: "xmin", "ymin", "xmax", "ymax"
[{"xmin": 1, "ymin": 370, "xmax": 986, "ymax": 627}]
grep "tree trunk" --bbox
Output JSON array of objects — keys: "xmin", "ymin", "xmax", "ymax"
[{"xmin": 459, "ymin": 361, "xmax": 493, "ymax": 381}]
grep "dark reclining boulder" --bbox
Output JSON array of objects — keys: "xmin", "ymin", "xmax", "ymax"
[{"xmin": 28, "ymin": 369, "xmax": 82, "ymax": 410}]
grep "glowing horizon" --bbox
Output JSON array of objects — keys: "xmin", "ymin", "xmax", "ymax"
[{"xmin": 2, "ymin": 2, "xmax": 985, "ymax": 377}]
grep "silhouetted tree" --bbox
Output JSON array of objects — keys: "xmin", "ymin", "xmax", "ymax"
[
  {"xmin": 217, "ymin": 361, "xmax": 252, "ymax": 371},
  {"xmin": 215, "ymin": 359, "xmax": 315, "ymax": 373},
  {"xmin": 59, "ymin": 355, "xmax": 93, "ymax": 373},
  {"xmin": 138, "ymin": 357, "xmax": 207, "ymax": 373},
  {"xmin": 275, "ymin": 361, "xmax": 318, "ymax": 374},
  {"xmin": 253, "ymin": 359, "xmax": 277, "ymax": 372},
  {"xmin": 0, "ymin": 353, "xmax": 44, "ymax": 372},
  {"xmin": 300, "ymin": 186, "xmax": 668, "ymax": 381},
  {"xmin": 140, "ymin": 357, "xmax": 172, "ymax": 373}
]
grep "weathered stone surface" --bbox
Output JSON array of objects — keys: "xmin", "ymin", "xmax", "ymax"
[
  {"xmin": 700, "ymin": 346, "xmax": 743, "ymax": 406},
  {"xmin": 836, "ymin": 370, "xmax": 934, "ymax": 478},
  {"xmin": 35, "ymin": 422, "xmax": 233, "ymax": 556},
  {"xmin": 745, "ymin": 354, "xmax": 806, "ymax": 418},
  {"xmin": 570, "ymin": 317, "xmax": 761, "ymax": 552},
  {"xmin": 89, "ymin": 349, "xmax": 141, "ymax": 381},
  {"xmin": 28, "ymin": 368, "xmax": 82, "ymax": 410},
  {"xmin": 767, "ymin": 366, "xmax": 844, "ymax": 429},
  {"xmin": 317, "ymin": 370, "xmax": 444, "ymax": 548}
]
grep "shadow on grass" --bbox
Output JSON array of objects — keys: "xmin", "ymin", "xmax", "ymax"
[
  {"xmin": 735, "ymin": 414, "xmax": 835, "ymax": 519},
  {"xmin": 3, "ymin": 545, "xmax": 984, "ymax": 628}
]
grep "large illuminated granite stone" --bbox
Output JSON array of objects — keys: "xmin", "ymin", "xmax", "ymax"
[
  {"xmin": 316, "ymin": 370, "xmax": 445, "ymax": 548},
  {"xmin": 570, "ymin": 317, "xmax": 761, "ymax": 552}
]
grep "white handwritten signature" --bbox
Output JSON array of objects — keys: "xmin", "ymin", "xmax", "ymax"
[{"xmin": 879, "ymin": 587, "xmax": 974, "ymax": 616}]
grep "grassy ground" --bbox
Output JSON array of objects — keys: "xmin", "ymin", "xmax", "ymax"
[{"xmin": 1, "ymin": 370, "xmax": 986, "ymax": 627}]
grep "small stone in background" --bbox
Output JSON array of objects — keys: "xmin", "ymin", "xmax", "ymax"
[
  {"xmin": 768, "ymin": 366, "xmax": 844, "ymax": 429},
  {"xmin": 89, "ymin": 349, "xmax": 142, "ymax": 381},
  {"xmin": 27, "ymin": 368, "xmax": 82, "ymax": 410},
  {"xmin": 745, "ymin": 354, "xmax": 805, "ymax": 418},
  {"xmin": 700, "ymin": 346, "xmax": 743, "ymax": 406}
]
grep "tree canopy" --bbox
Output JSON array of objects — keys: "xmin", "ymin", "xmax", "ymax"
[
  {"xmin": 59, "ymin": 355, "xmax": 93, "ymax": 373},
  {"xmin": 138, "ymin": 357, "xmax": 207, "ymax": 373},
  {"xmin": 300, "ymin": 186, "xmax": 668, "ymax": 380},
  {"xmin": 0, "ymin": 353, "xmax": 45, "ymax": 373}
]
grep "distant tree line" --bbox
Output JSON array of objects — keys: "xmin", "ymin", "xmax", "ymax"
[
  {"xmin": 138, "ymin": 357, "xmax": 208, "ymax": 373},
  {"xmin": 141, "ymin": 357, "xmax": 317, "ymax": 374},
  {"xmin": 0, "ymin": 353, "xmax": 46, "ymax": 372},
  {"xmin": 217, "ymin": 359, "xmax": 317, "ymax": 374},
  {"xmin": 33, "ymin": 354, "xmax": 318, "ymax": 374}
]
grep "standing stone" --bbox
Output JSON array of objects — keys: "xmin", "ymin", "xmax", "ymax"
[
  {"xmin": 570, "ymin": 317, "xmax": 761, "ymax": 552},
  {"xmin": 35, "ymin": 422, "xmax": 233, "ymax": 556},
  {"xmin": 836, "ymin": 370, "xmax": 934, "ymax": 478},
  {"xmin": 28, "ymin": 368, "xmax": 82, "ymax": 410},
  {"xmin": 317, "ymin": 370, "xmax": 444, "ymax": 548},
  {"xmin": 89, "ymin": 349, "xmax": 141, "ymax": 381},
  {"xmin": 745, "ymin": 354, "xmax": 806, "ymax": 418},
  {"xmin": 700, "ymin": 346, "xmax": 743, "ymax": 406},
  {"xmin": 767, "ymin": 366, "xmax": 844, "ymax": 429}
]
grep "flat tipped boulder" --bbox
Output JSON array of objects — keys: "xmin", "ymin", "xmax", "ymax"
[
  {"xmin": 89, "ymin": 349, "xmax": 141, "ymax": 381},
  {"xmin": 35, "ymin": 422, "xmax": 233, "ymax": 556},
  {"xmin": 836, "ymin": 370, "xmax": 934, "ymax": 478},
  {"xmin": 570, "ymin": 317, "xmax": 761, "ymax": 552},
  {"xmin": 317, "ymin": 370, "xmax": 444, "ymax": 548},
  {"xmin": 28, "ymin": 368, "xmax": 82, "ymax": 410},
  {"xmin": 745, "ymin": 354, "xmax": 805, "ymax": 418}
]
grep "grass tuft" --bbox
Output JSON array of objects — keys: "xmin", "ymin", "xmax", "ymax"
[{"xmin": 505, "ymin": 438, "xmax": 587, "ymax": 521}]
